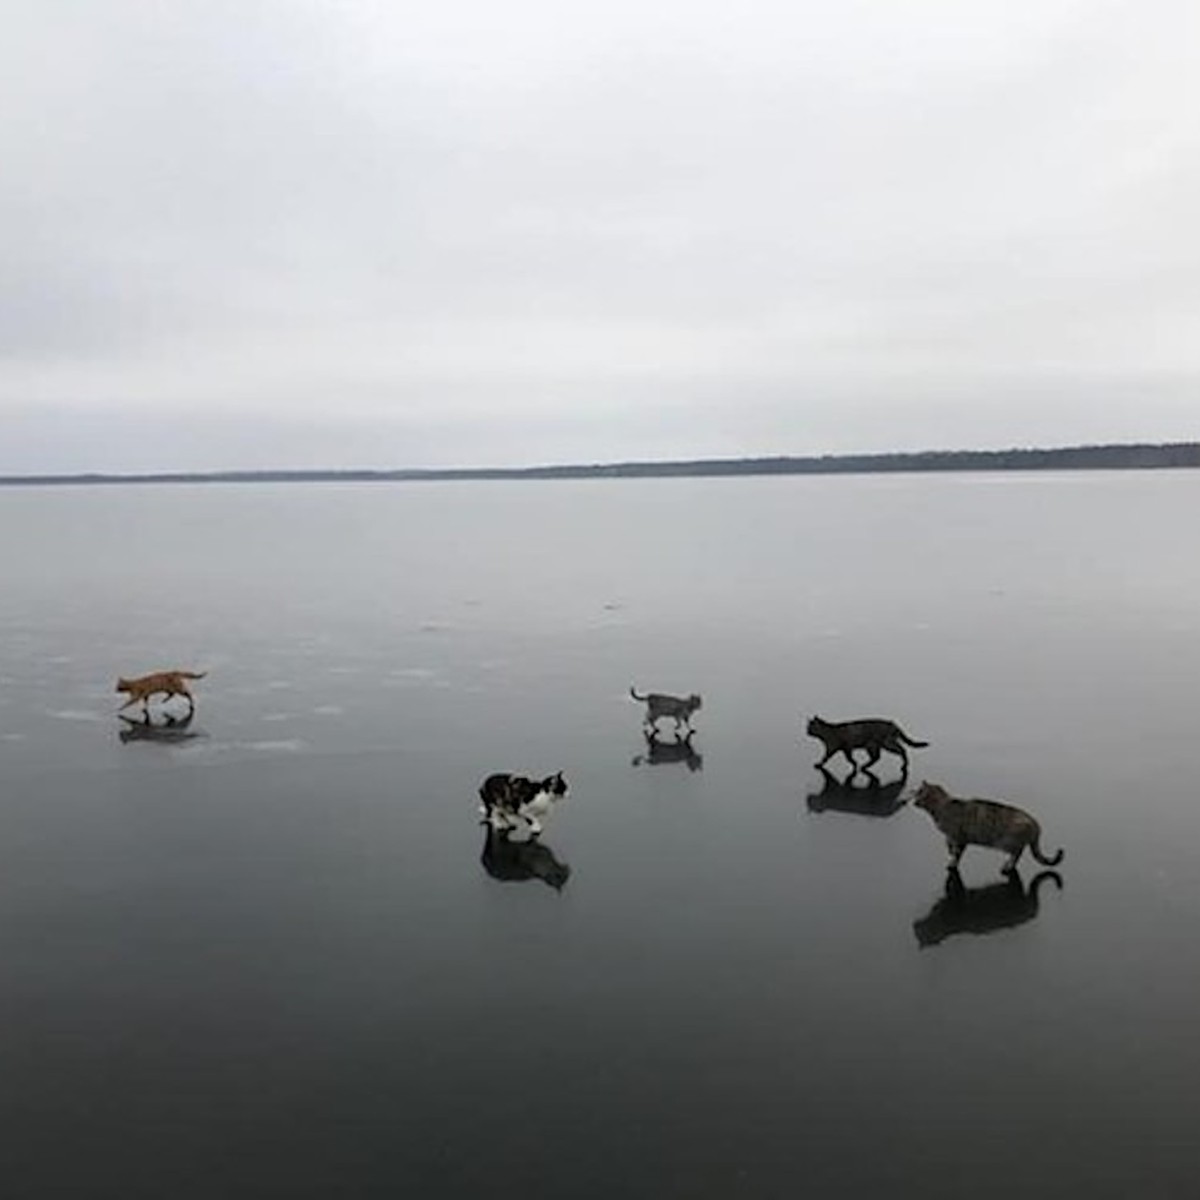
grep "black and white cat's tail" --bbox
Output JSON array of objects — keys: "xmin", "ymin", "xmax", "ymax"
[
  {"xmin": 1030, "ymin": 837, "xmax": 1064, "ymax": 867},
  {"xmin": 630, "ymin": 686, "xmax": 648, "ymax": 701}
]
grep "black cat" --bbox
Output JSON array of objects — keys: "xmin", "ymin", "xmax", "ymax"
[{"xmin": 805, "ymin": 715, "xmax": 928, "ymax": 774}]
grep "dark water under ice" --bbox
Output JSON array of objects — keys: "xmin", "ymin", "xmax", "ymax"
[{"xmin": 2, "ymin": 473, "xmax": 1200, "ymax": 1198}]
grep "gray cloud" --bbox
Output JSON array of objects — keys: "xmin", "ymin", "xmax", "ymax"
[{"xmin": 3, "ymin": 0, "xmax": 1199, "ymax": 471}]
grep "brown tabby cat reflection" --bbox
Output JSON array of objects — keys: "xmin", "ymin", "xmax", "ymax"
[
  {"xmin": 914, "ymin": 781, "xmax": 1064, "ymax": 874},
  {"xmin": 913, "ymin": 867, "xmax": 1063, "ymax": 947}
]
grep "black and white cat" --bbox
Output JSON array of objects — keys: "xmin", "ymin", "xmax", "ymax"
[{"xmin": 478, "ymin": 771, "xmax": 569, "ymax": 836}]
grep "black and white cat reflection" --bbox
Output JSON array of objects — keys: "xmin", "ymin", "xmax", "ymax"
[
  {"xmin": 913, "ymin": 867, "xmax": 1063, "ymax": 948},
  {"xmin": 480, "ymin": 827, "xmax": 571, "ymax": 891}
]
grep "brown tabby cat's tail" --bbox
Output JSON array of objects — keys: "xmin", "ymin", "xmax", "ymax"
[
  {"xmin": 1031, "ymin": 836, "xmax": 1064, "ymax": 867},
  {"xmin": 630, "ymin": 686, "xmax": 648, "ymax": 701}
]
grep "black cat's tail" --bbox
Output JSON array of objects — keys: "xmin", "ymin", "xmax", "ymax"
[
  {"xmin": 898, "ymin": 728, "xmax": 929, "ymax": 747},
  {"xmin": 1030, "ymin": 836, "xmax": 1064, "ymax": 867},
  {"xmin": 630, "ymin": 686, "xmax": 648, "ymax": 701}
]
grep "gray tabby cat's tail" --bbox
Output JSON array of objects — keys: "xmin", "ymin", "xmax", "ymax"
[
  {"xmin": 1030, "ymin": 836, "xmax": 1064, "ymax": 867},
  {"xmin": 630, "ymin": 686, "xmax": 648, "ymax": 701}
]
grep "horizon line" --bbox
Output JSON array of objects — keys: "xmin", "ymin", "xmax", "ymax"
[{"xmin": 2, "ymin": 439, "xmax": 1200, "ymax": 486}]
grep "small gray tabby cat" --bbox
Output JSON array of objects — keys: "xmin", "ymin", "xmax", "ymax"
[
  {"xmin": 629, "ymin": 686, "xmax": 702, "ymax": 734},
  {"xmin": 914, "ymin": 781, "xmax": 1064, "ymax": 874}
]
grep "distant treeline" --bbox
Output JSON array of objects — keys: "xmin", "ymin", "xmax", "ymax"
[{"xmin": 3, "ymin": 442, "xmax": 1200, "ymax": 486}]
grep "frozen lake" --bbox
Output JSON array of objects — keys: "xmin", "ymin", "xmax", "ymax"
[{"xmin": 3, "ymin": 473, "xmax": 1200, "ymax": 1197}]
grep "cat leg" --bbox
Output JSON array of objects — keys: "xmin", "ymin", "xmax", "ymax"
[
  {"xmin": 525, "ymin": 815, "xmax": 543, "ymax": 837},
  {"xmin": 946, "ymin": 838, "xmax": 964, "ymax": 867},
  {"xmin": 1002, "ymin": 845, "xmax": 1025, "ymax": 875},
  {"xmin": 865, "ymin": 744, "xmax": 882, "ymax": 770}
]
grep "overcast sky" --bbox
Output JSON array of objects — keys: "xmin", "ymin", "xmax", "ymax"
[{"xmin": 2, "ymin": 1, "xmax": 1199, "ymax": 472}]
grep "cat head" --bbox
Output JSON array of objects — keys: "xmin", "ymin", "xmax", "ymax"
[
  {"xmin": 913, "ymin": 781, "xmax": 948, "ymax": 811},
  {"xmin": 805, "ymin": 715, "xmax": 824, "ymax": 735},
  {"xmin": 541, "ymin": 771, "xmax": 568, "ymax": 799},
  {"xmin": 115, "ymin": 677, "xmax": 129, "ymax": 692},
  {"xmin": 534, "ymin": 853, "xmax": 571, "ymax": 891},
  {"xmin": 688, "ymin": 694, "xmax": 702, "ymax": 711},
  {"xmin": 912, "ymin": 915, "xmax": 948, "ymax": 948}
]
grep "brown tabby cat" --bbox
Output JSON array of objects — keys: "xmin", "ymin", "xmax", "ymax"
[
  {"xmin": 115, "ymin": 670, "xmax": 206, "ymax": 714},
  {"xmin": 913, "ymin": 781, "xmax": 1064, "ymax": 874},
  {"xmin": 806, "ymin": 715, "xmax": 928, "ymax": 772}
]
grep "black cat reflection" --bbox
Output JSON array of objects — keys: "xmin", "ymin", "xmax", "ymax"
[
  {"xmin": 806, "ymin": 765, "xmax": 906, "ymax": 817},
  {"xmin": 913, "ymin": 868, "xmax": 1063, "ymax": 948}
]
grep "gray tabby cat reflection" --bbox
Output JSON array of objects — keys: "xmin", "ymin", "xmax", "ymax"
[
  {"xmin": 630, "ymin": 686, "xmax": 702, "ymax": 735},
  {"xmin": 914, "ymin": 781, "xmax": 1064, "ymax": 874},
  {"xmin": 631, "ymin": 728, "xmax": 703, "ymax": 772},
  {"xmin": 914, "ymin": 868, "xmax": 1063, "ymax": 947}
]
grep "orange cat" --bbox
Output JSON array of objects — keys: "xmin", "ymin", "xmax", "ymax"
[{"xmin": 115, "ymin": 669, "xmax": 207, "ymax": 713}]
